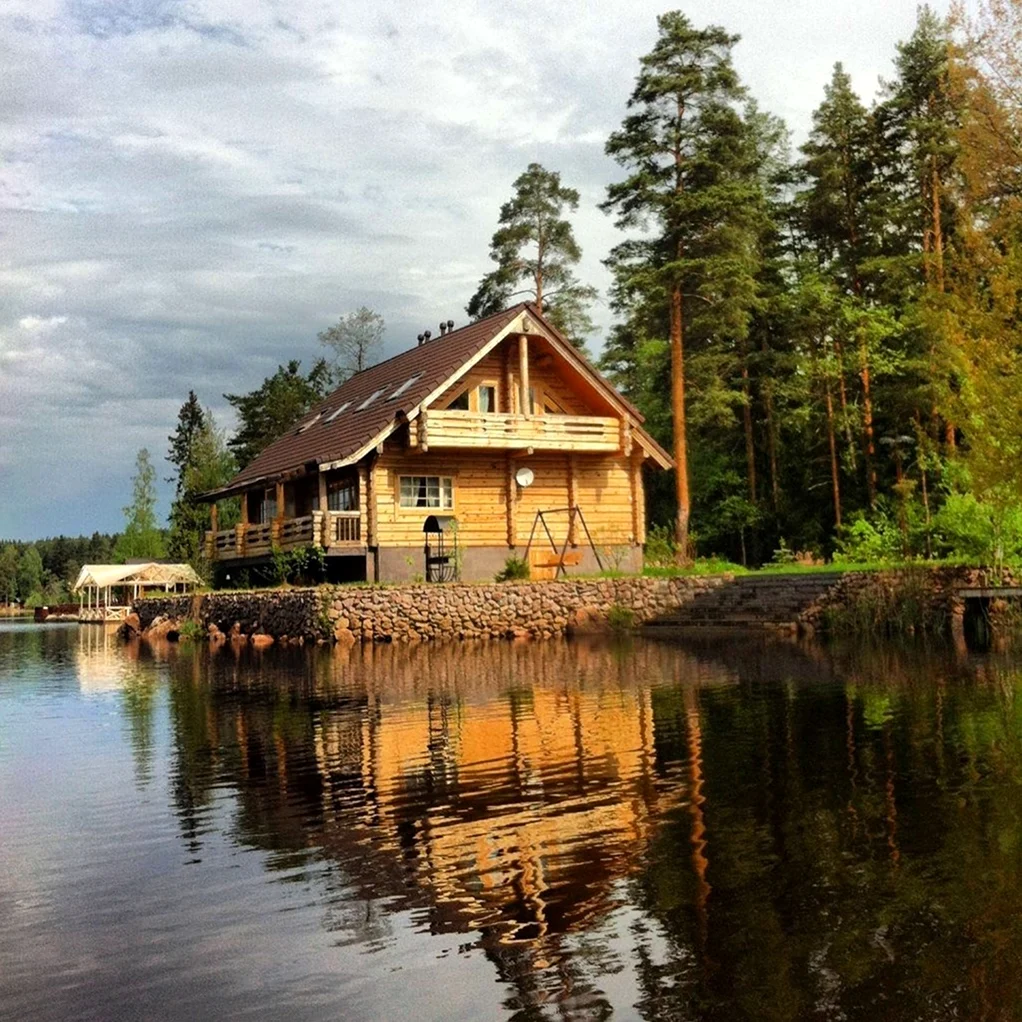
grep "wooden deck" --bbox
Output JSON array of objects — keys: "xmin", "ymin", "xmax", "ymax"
[
  {"xmin": 206, "ymin": 510, "xmax": 362, "ymax": 562},
  {"xmin": 418, "ymin": 411, "xmax": 623, "ymax": 453}
]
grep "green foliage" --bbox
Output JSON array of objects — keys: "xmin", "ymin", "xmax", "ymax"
[
  {"xmin": 495, "ymin": 557, "xmax": 530, "ymax": 582},
  {"xmin": 318, "ymin": 306, "xmax": 384, "ymax": 382},
  {"xmin": 643, "ymin": 524, "xmax": 677, "ymax": 569},
  {"xmin": 607, "ymin": 603, "xmax": 636, "ymax": 632},
  {"xmin": 17, "ymin": 545, "xmax": 43, "ymax": 599},
  {"xmin": 168, "ymin": 409, "xmax": 238, "ymax": 572},
  {"xmin": 468, "ymin": 163, "xmax": 596, "ymax": 350},
  {"xmin": 823, "ymin": 569, "xmax": 949, "ymax": 637},
  {"xmin": 0, "ymin": 544, "xmax": 20, "ymax": 603},
  {"xmin": 769, "ymin": 540, "xmax": 799, "ymax": 566},
  {"xmin": 177, "ymin": 619, "xmax": 204, "ymax": 642},
  {"xmin": 114, "ymin": 449, "xmax": 166, "ymax": 563},
  {"xmin": 225, "ymin": 359, "xmax": 332, "ymax": 468},
  {"xmin": 271, "ymin": 545, "xmax": 326, "ymax": 586}
]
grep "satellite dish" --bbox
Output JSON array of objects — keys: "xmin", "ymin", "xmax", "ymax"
[{"xmin": 515, "ymin": 466, "xmax": 535, "ymax": 488}]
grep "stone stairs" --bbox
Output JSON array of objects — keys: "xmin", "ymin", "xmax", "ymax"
[{"xmin": 645, "ymin": 572, "xmax": 848, "ymax": 632}]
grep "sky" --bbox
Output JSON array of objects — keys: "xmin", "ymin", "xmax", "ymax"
[{"xmin": 0, "ymin": 0, "xmax": 953, "ymax": 541}]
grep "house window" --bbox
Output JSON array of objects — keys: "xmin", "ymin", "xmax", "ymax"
[
  {"xmin": 261, "ymin": 488, "xmax": 277, "ymax": 524},
  {"xmin": 327, "ymin": 477, "xmax": 358, "ymax": 512},
  {"xmin": 448, "ymin": 390, "xmax": 470, "ymax": 411},
  {"xmin": 478, "ymin": 385, "xmax": 496, "ymax": 413},
  {"xmin": 399, "ymin": 475, "xmax": 454, "ymax": 509}
]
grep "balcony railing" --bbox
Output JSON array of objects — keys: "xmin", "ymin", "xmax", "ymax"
[
  {"xmin": 423, "ymin": 411, "xmax": 622, "ymax": 452},
  {"xmin": 206, "ymin": 510, "xmax": 362, "ymax": 561}
]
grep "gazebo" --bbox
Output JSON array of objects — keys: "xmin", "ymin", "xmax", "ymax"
[{"xmin": 73, "ymin": 563, "xmax": 203, "ymax": 622}]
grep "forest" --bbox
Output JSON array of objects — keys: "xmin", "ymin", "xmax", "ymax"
[{"xmin": 6, "ymin": 3, "xmax": 1022, "ymax": 592}]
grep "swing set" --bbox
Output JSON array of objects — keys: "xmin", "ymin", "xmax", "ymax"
[{"xmin": 523, "ymin": 506, "xmax": 604, "ymax": 579}]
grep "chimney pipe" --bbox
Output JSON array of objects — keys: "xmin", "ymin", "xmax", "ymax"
[
  {"xmin": 447, "ymin": 319, "xmax": 454, "ymax": 331},
  {"xmin": 417, "ymin": 333, "xmax": 425, "ymax": 346},
  {"xmin": 439, "ymin": 321, "xmax": 447, "ymax": 336}
]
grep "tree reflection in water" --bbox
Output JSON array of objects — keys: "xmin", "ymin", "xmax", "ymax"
[{"xmin": 105, "ymin": 632, "xmax": 1022, "ymax": 1020}]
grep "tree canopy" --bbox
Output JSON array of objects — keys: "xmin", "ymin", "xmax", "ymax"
[{"xmin": 468, "ymin": 163, "xmax": 597, "ymax": 350}]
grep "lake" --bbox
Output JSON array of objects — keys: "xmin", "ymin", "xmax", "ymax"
[{"xmin": 2, "ymin": 622, "xmax": 1022, "ymax": 1020}]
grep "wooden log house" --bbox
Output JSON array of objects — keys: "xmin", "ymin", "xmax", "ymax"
[{"xmin": 200, "ymin": 303, "xmax": 671, "ymax": 583}]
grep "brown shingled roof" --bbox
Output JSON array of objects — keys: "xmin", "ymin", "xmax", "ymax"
[
  {"xmin": 208, "ymin": 304, "xmax": 525, "ymax": 496},
  {"xmin": 204, "ymin": 301, "xmax": 671, "ymax": 500}
]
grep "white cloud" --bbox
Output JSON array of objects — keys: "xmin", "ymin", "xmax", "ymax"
[{"xmin": 0, "ymin": 0, "xmax": 949, "ymax": 538}]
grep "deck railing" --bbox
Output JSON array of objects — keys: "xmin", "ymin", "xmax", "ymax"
[
  {"xmin": 206, "ymin": 510, "xmax": 363, "ymax": 561},
  {"xmin": 423, "ymin": 411, "xmax": 622, "ymax": 452},
  {"xmin": 327, "ymin": 510, "xmax": 361, "ymax": 545}
]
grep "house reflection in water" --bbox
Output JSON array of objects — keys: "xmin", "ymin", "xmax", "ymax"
[{"xmin": 145, "ymin": 638, "xmax": 734, "ymax": 984}]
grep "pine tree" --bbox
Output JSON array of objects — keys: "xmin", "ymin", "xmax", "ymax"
[
  {"xmin": 602, "ymin": 11, "xmax": 756, "ymax": 556},
  {"xmin": 467, "ymin": 163, "xmax": 597, "ymax": 349}
]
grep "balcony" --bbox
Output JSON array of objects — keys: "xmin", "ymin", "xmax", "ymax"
[
  {"xmin": 421, "ymin": 411, "xmax": 623, "ymax": 453},
  {"xmin": 206, "ymin": 511, "xmax": 362, "ymax": 562}
]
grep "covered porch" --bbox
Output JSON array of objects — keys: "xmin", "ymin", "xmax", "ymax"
[{"xmin": 205, "ymin": 466, "xmax": 366, "ymax": 564}]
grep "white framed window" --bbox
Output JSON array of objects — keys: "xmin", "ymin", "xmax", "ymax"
[{"xmin": 399, "ymin": 475, "xmax": 454, "ymax": 509}]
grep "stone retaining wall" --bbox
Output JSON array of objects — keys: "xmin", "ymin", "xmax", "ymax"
[
  {"xmin": 133, "ymin": 576, "xmax": 732, "ymax": 644},
  {"xmin": 131, "ymin": 566, "xmax": 1021, "ymax": 645}
]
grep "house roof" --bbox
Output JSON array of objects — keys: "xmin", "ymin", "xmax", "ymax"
[{"xmin": 205, "ymin": 303, "xmax": 671, "ymax": 500}]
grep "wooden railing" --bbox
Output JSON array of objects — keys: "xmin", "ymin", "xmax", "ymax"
[
  {"xmin": 206, "ymin": 510, "xmax": 363, "ymax": 561},
  {"xmin": 327, "ymin": 511, "xmax": 361, "ymax": 545},
  {"xmin": 423, "ymin": 411, "xmax": 622, "ymax": 452}
]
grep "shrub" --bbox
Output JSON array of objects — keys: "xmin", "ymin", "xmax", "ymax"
[
  {"xmin": 607, "ymin": 603, "xmax": 636, "ymax": 632},
  {"xmin": 272, "ymin": 545, "xmax": 326, "ymax": 586},
  {"xmin": 644, "ymin": 524, "xmax": 675, "ymax": 568},
  {"xmin": 178, "ymin": 619, "xmax": 204, "ymax": 641},
  {"xmin": 495, "ymin": 557, "xmax": 530, "ymax": 582}
]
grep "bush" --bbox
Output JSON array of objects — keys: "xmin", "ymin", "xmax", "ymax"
[
  {"xmin": 178, "ymin": 619, "xmax": 203, "ymax": 641},
  {"xmin": 495, "ymin": 557, "xmax": 530, "ymax": 582},
  {"xmin": 271, "ymin": 545, "xmax": 327, "ymax": 586},
  {"xmin": 607, "ymin": 603, "xmax": 636, "ymax": 632},
  {"xmin": 833, "ymin": 505, "xmax": 904, "ymax": 564},
  {"xmin": 643, "ymin": 524, "xmax": 675, "ymax": 568}
]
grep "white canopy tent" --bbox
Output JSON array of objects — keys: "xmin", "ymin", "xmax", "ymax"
[{"xmin": 73, "ymin": 563, "xmax": 203, "ymax": 621}]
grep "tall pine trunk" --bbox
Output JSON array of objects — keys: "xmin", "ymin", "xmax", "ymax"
[
  {"xmin": 671, "ymin": 282, "xmax": 691, "ymax": 560},
  {"xmin": 741, "ymin": 346, "xmax": 757, "ymax": 504},
  {"xmin": 860, "ymin": 342, "xmax": 877, "ymax": 507},
  {"xmin": 825, "ymin": 376, "xmax": 842, "ymax": 529},
  {"xmin": 759, "ymin": 337, "xmax": 781, "ymax": 511}
]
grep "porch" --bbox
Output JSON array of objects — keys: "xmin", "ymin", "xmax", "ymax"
[{"xmin": 205, "ymin": 509, "xmax": 362, "ymax": 562}]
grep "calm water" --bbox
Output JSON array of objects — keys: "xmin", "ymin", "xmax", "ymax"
[{"xmin": 3, "ymin": 625, "xmax": 1022, "ymax": 1021}]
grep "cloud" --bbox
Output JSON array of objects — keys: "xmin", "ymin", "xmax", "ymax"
[{"xmin": 0, "ymin": 0, "xmax": 947, "ymax": 539}]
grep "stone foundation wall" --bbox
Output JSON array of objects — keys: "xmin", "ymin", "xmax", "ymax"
[
  {"xmin": 131, "ymin": 566, "xmax": 1022, "ymax": 645},
  {"xmin": 133, "ymin": 575, "xmax": 731, "ymax": 644}
]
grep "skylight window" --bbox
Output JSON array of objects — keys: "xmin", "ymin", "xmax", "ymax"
[
  {"xmin": 296, "ymin": 412, "xmax": 322, "ymax": 434},
  {"xmin": 356, "ymin": 388, "xmax": 386, "ymax": 411},
  {"xmin": 389, "ymin": 373, "xmax": 423, "ymax": 400},
  {"xmin": 325, "ymin": 402, "xmax": 350, "ymax": 422}
]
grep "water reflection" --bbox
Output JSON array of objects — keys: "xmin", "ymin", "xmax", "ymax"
[{"xmin": 6, "ymin": 624, "xmax": 1022, "ymax": 1019}]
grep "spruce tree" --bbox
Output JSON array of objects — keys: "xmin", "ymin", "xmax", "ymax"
[
  {"xmin": 167, "ymin": 391, "xmax": 205, "ymax": 494},
  {"xmin": 225, "ymin": 359, "xmax": 332, "ymax": 468}
]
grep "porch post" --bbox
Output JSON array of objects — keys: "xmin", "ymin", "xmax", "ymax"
[{"xmin": 519, "ymin": 335, "xmax": 530, "ymax": 417}]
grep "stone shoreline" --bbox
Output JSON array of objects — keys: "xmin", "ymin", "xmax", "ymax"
[
  {"xmin": 128, "ymin": 566, "xmax": 1020, "ymax": 646},
  {"xmin": 131, "ymin": 576, "xmax": 732, "ymax": 645}
]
